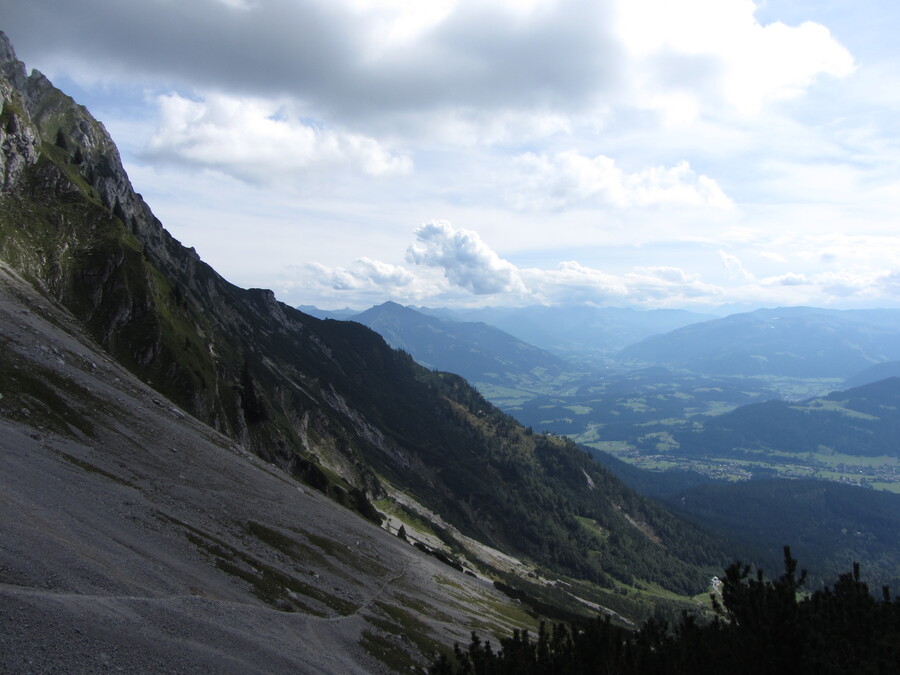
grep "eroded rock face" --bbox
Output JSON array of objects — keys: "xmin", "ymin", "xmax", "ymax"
[{"xmin": 0, "ymin": 37, "xmax": 39, "ymax": 192}]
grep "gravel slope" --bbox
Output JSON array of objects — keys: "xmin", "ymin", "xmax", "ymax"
[{"xmin": 0, "ymin": 263, "xmax": 520, "ymax": 673}]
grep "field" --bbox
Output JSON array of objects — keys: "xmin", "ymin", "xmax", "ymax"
[{"xmin": 484, "ymin": 369, "xmax": 900, "ymax": 491}]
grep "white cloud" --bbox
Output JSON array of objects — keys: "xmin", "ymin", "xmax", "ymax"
[
  {"xmin": 508, "ymin": 152, "xmax": 731, "ymax": 211},
  {"xmin": 145, "ymin": 93, "xmax": 412, "ymax": 184},
  {"xmin": 308, "ymin": 257, "xmax": 414, "ymax": 291},
  {"xmin": 719, "ymin": 250, "xmax": 754, "ymax": 280},
  {"xmin": 292, "ymin": 220, "xmax": 900, "ymax": 310},
  {"xmin": 10, "ymin": 0, "xmax": 898, "ymax": 312},
  {"xmin": 617, "ymin": 0, "xmax": 855, "ymax": 117},
  {"xmin": 762, "ymin": 273, "xmax": 809, "ymax": 287},
  {"xmin": 406, "ymin": 221, "xmax": 527, "ymax": 294}
]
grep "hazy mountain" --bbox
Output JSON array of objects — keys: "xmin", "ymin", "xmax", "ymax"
[
  {"xmin": 619, "ymin": 306, "xmax": 900, "ymax": 377},
  {"xmin": 844, "ymin": 360, "xmax": 900, "ymax": 389},
  {"xmin": 295, "ymin": 304, "xmax": 359, "ymax": 320},
  {"xmin": 421, "ymin": 305, "xmax": 714, "ymax": 362},
  {"xmin": 349, "ymin": 301, "xmax": 569, "ymax": 386}
]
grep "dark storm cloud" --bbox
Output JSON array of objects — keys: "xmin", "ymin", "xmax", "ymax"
[{"xmin": 1, "ymin": 0, "xmax": 620, "ymax": 122}]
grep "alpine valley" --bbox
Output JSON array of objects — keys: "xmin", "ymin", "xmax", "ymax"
[{"xmin": 2, "ymin": 30, "xmax": 899, "ymax": 674}]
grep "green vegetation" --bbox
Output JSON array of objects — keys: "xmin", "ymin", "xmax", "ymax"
[
  {"xmin": 173, "ymin": 517, "xmax": 358, "ymax": 616},
  {"xmin": 432, "ymin": 549, "xmax": 900, "ymax": 674},
  {"xmin": 666, "ymin": 479, "xmax": 900, "ymax": 590},
  {"xmin": 0, "ymin": 341, "xmax": 97, "ymax": 439}
]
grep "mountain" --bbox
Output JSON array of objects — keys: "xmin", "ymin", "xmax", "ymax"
[
  {"xmin": 0, "ymin": 262, "xmax": 523, "ymax": 672},
  {"xmin": 423, "ymin": 305, "xmax": 714, "ymax": 363},
  {"xmin": 296, "ymin": 304, "xmax": 360, "ymax": 320},
  {"xmin": 674, "ymin": 377, "xmax": 900, "ymax": 461},
  {"xmin": 844, "ymin": 360, "xmax": 900, "ymax": 389},
  {"xmin": 618, "ymin": 306, "xmax": 900, "ymax": 377},
  {"xmin": 0, "ymin": 29, "xmax": 742, "ymax": 664},
  {"xmin": 349, "ymin": 301, "xmax": 569, "ymax": 387}
]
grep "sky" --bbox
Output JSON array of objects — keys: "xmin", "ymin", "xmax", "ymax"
[{"xmin": 3, "ymin": 0, "xmax": 900, "ymax": 312}]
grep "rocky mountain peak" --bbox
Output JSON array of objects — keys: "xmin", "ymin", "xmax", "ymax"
[{"xmin": 0, "ymin": 31, "xmax": 28, "ymax": 91}]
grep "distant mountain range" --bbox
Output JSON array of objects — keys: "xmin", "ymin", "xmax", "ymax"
[
  {"xmin": 307, "ymin": 302, "xmax": 900, "ymax": 382},
  {"xmin": 619, "ymin": 306, "xmax": 900, "ymax": 377},
  {"xmin": 418, "ymin": 304, "xmax": 716, "ymax": 362},
  {"xmin": 300, "ymin": 302, "xmax": 716, "ymax": 371},
  {"xmin": 296, "ymin": 304, "xmax": 359, "ymax": 320}
]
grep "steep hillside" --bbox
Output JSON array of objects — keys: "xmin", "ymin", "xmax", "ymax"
[
  {"xmin": 668, "ymin": 479, "xmax": 900, "ymax": 590},
  {"xmin": 619, "ymin": 306, "xmax": 900, "ymax": 377},
  {"xmin": 0, "ymin": 30, "xmax": 728, "ymax": 616},
  {"xmin": 0, "ymin": 260, "xmax": 528, "ymax": 673},
  {"xmin": 349, "ymin": 301, "xmax": 568, "ymax": 387}
]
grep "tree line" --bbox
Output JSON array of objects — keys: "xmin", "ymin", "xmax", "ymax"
[{"xmin": 431, "ymin": 547, "xmax": 900, "ymax": 674}]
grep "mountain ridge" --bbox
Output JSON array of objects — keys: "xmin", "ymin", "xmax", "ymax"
[
  {"xmin": 348, "ymin": 300, "xmax": 569, "ymax": 387},
  {"xmin": 619, "ymin": 306, "xmax": 900, "ymax": 377}
]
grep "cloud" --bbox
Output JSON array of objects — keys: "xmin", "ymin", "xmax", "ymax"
[
  {"xmin": 144, "ymin": 93, "xmax": 411, "ymax": 183},
  {"xmin": 762, "ymin": 273, "xmax": 809, "ymax": 287},
  {"xmin": 624, "ymin": 266, "xmax": 722, "ymax": 301},
  {"xmin": 519, "ymin": 261, "xmax": 629, "ymax": 304},
  {"xmin": 508, "ymin": 152, "xmax": 732, "ymax": 211},
  {"xmin": 302, "ymin": 258, "xmax": 414, "ymax": 298},
  {"xmin": 399, "ymin": 223, "xmax": 726, "ymax": 306},
  {"xmin": 406, "ymin": 221, "xmax": 527, "ymax": 294},
  {"xmin": 293, "ymin": 221, "xmax": 900, "ymax": 310},
  {"xmin": 308, "ymin": 257, "xmax": 414, "ymax": 291},
  {"xmin": 3, "ymin": 0, "xmax": 851, "ymax": 129},
  {"xmin": 617, "ymin": 0, "xmax": 855, "ymax": 116},
  {"xmin": 718, "ymin": 250, "xmax": 753, "ymax": 280},
  {"xmin": 8, "ymin": 0, "xmax": 891, "ymax": 313}
]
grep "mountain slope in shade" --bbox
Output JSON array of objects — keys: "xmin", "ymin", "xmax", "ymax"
[
  {"xmin": 618, "ymin": 306, "xmax": 900, "ymax": 377},
  {"xmin": 350, "ymin": 301, "xmax": 569, "ymax": 386},
  {"xmin": 667, "ymin": 479, "xmax": 900, "ymax": 590}
]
